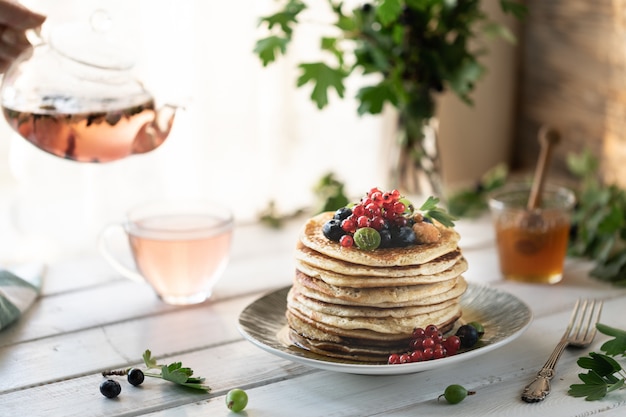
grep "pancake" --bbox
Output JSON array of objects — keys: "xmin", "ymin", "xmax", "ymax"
[
  {"xmin": 287, "ymin": 303, "xmax": 459, "ymax": 342},
  {"xmin": 299, "ymin": 212, "xmax": 460, "ymax": 266},
  {"xmin": 295, "ymin": 256, "xmax": 468, "ymax": 287},
  {"xmin": 293, "ymin": 271, "xmax": 468, "ymax": 307},
  {"xmin": 288, "ymin": 286, "xmax": 460, "ymax": 318},
  {"xmin": 287, "ymin": 288, "xmax": 461, "ymax": 334},
  {"xmin": 288, "ymin": 330, "xmax": 399, "ymax": 363},
  {"xmin": 295, "ymin": 242, "xmax": 463, "ymax": 277}
]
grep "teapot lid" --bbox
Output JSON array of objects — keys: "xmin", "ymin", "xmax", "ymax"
[{"xmin": 49, "ymin": 10, "xmax": 135, "ymax": 70}]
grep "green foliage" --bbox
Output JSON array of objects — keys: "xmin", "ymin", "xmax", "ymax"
[
  {"xmin": 569, "ymin": 324, "xmax": 626, "ymax": 401},
  {"xmin": 446, "ymin": 163, "xmax": 508, "ymax": 218},
  {"xmin": 313, "ymin": 172, "xmax": 350, "ymax": 213},
  {"xmin": 142, "ymin": 349, "xmax": 210, "ymax": 391},
  {"xmin": 566, "ymin": 150, "xmax": 626, "ymax": 285},
  {"xmin": 254, "ymin": 0, "xmax": 525, "ymax": 120}
]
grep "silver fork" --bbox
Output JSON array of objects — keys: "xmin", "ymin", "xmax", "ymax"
[{"xmin": 521, "ymin": 299, "xmax": 603, "ymax": 403}]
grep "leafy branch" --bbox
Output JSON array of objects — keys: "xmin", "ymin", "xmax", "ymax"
[
  {"xmin": 569, "ymin": 324, "xmax": 626, "ymax": 401},
  {"xmin": 254, "ymin": 0, "xmax": 524, "ymax": 118},
  {"xmin": 566, "ymin": 151, "xmax": 626, "ymax": 286}
]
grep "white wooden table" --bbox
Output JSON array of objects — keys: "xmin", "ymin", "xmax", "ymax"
[{"xmin": 2, "ymin": 216, "xmax": 626, "ymax": 416}]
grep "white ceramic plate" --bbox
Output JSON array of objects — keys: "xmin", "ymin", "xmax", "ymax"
[{"xmin": 238, "ymin": 283, "xmax": 532, "ymax": 375}]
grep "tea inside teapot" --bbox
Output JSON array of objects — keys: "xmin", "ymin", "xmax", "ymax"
[{"xmin": 0, "ymin": 12, "xmax": 176, "ymax": 163}]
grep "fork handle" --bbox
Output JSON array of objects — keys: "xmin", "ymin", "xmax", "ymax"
[{"xmin": 521, "ymin": 340, "xmax": 568, "ymax": 403}]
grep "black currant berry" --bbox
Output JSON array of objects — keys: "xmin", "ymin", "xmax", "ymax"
[
  {"xmin": 100, "ymin": 379, "xmax": 121, "ymax": 398},
  {"xmin": 322, "ymin": 219, "xmax": 346, "ymax": 241},
  {"xmin": 456, "ymin": 324, "xmax": 479, "ymax": 348},
  {"xmin": 127, "ymin": 368, "xmax": 145, "ymax": 386}
]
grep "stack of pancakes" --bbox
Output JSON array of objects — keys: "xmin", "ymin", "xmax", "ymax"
[{"xmin": 286, "ymin": 212, "xmax": 468, "ymax": 363}]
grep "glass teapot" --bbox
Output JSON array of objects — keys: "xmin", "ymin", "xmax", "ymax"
[{"xmin": 0, "ymin": 11, "xmax": 176, "ymax": 163}]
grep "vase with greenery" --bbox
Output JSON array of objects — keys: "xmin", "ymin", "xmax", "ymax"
[{"xmin": 254, "ymin": 0, "xmax": 525, "ymax": 197}]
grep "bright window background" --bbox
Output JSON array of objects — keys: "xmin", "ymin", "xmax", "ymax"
[{"xmin": 0, "ymin": 0, "xmax": 391, "ymax": 260}]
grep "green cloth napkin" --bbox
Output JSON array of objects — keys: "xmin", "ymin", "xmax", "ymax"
[{"xmin": 0, "ymin": 268, "xmax": 42, "ymax": 331}]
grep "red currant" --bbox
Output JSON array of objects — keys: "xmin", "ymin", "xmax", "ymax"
[
  {"xmin": 370, "ymin": 216, "xmax": 386, "ymax": 231},
  {"xmin": 409, "ymin": 338, "xmax": 423, "ymax": 350},
  {"xmin": 422, "ymin": 348, "xmax": 434, "ymax": 360},
  {"xmin": 409, "ymin": 350, "xmax": 423, "ymax": 363},
  {"xmin": 370, "ymin": 191, "xmax": 383, "ymax": 206},
  {"xmin": 395, "ymin": 217, "xmax": 408, "ymax": 227},
  {"xmin": 422, "ymin": 337, "xmax": 435, "ymax": 350},
  {"xmin": 391, "ymin": 189, "xmax": 401, "ymax": 199},
  {"xmin": 433, "ymin": 346, "xmax": 447, "ymax": 359},
  {"xmin": 368, "ymin": 187, "xmax": 382, "ymax": 197},
  {"xmin": 399, "ymin": 353, "xmax": 411, "ymax": 363},
  {"xmin": 424, "ymin": 324, "xmax": 439, "ymax": 337},
  {"xmin": 388, "ymin": 353, "xmax": 401, "ymax": 364},
  {"xmin": 340, "ymin": 235, "xmax": 354, "ymax": 247},
  {"xmin": 393, "ymin": 201, "xmax": 406, "ymax": 213},
  {"xmin": 443, "ymin": 335, "xmax": 461, "ymax": 355},
  {"xmin": 357, "ymin": 216, "xmax": 371, "ymax": 228},
  {"xmin": 341, "ymin": 219, "xmax": 356, "ymax": 233},
  {"xmin": 352, "ymin": 204, "xmax": 365, "ymax": 217},
  {"xmin": 432, "ymin": 331, "xmax": 444, "ymax": 344},
  {"xmin": 412, "ymin": 328, "xmax": 426, "ymax": 339}
]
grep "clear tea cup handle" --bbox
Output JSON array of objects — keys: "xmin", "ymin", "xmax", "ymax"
[{"xmin": 98, "ymin": 223, "xmax": 145, "ymax": 284}]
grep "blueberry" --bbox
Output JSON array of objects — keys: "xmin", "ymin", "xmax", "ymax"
[
  {"xmin": 379, "ymin": 229, "xmax": 393, "ymax": 248},
  {"xmin": 393, "ymin": 226, "xmax": 416, "ymax": 247},
  {"xmin": 322, "ymin": 219, "xmax": 345, "ymax": 241},
  {"xmin": 127, "ymin": 368, "xmax": 145, "ymax": 386},
  {"xmin": 333, "ymin": 207, "xmax": 352, "ymax": 221},
  {"xmin": 100, "ymin": 379, "xmax": 121, "ymax": 398},
  {"xmin": 456, "ymin": 324, "xmax": 479, "ymax": 348}
]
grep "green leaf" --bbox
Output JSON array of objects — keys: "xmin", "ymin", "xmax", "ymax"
[
  {"xmin": 313, "ymin": 172, "xmax": 349, "ymax": 213},
  {"xmin": 577, "ymin": 352, "xmax": 622, "ymax": 376},
  {"xmin": 482, "ymin": 22, "xmax": 517, "ymax": 44},
  {"xmin": 139, "ymin": 349, "xmax": 211, "ymax": 392},
  {"xmin": 161, "ymin": 363, "xmax": 190, "ymax": 385},
  {"xmin": 419, "ymin": 196, "xmax": 457, "ymax": 227},
  {"xmin": 569, "ymin": 370, "xmax": 610, "ymax": 401},
  {"xmin": 355, "ymin": 83, "xmax": 397, "ymax": 115},
  {"xmin": 447, "ymin": 59, "xmax": 484, "ymax": 103},
  {"xmin": 296, "ymin": 62, "xmax": 348, "ymax": 109},
  {"xmin": 597, "ymin": 324, "xmax": 626, "ymax": 356},
  {"xmin": 376, "ymin": 0, "xmax": 402, "ymax": 26},
  {"xmin": 254, "ymin": 36, "xmax": 289, "ymax": 66},
  {"xmin": 419, "ymin": 196, "xmax": 440, "ymax": 212},
  {"xmin": 143, "ymin": 349, "xmax": 159, "ymax": 369},
  {"xmin": 258, "ymin": 0, "xmax": 306, "ymax": 35},
  {"xmin": 499, "ymin": 0, "xmax": 528, "ymax": 20}
]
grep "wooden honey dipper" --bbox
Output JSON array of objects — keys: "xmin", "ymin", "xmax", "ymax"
[{"xmin": 527, "ymin": 126, "xmax": 561, "ymax": 210}]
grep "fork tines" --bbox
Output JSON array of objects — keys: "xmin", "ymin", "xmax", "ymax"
[{"xmin": 567, "ymin": 299, "xmax": 603, "ymax": 346}]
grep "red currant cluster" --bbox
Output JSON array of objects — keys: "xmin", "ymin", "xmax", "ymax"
[
  {"xmin": 338, "ymin": 187, "xmax": 409, "ymax": 248},
  {"xmin": 388, "ymin": 324, "xmax": 461, "ymax": 364}
]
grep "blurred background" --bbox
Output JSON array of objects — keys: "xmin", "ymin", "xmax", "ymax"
[{"xmin": 0, "ymin": 0, "xmax": 621, "ymax": 261}]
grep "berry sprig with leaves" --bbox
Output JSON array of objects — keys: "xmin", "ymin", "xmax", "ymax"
[
  {"xmin": 103, "ymin": 350, "xmax": 211, "ymax": 392},
  {"xmin": 568, "ymin": 324, "xmax": 626, "ymax": 401},
  {"xmin": 141, "ymin": 350, "xmax": 210, "ymax": 391}
]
